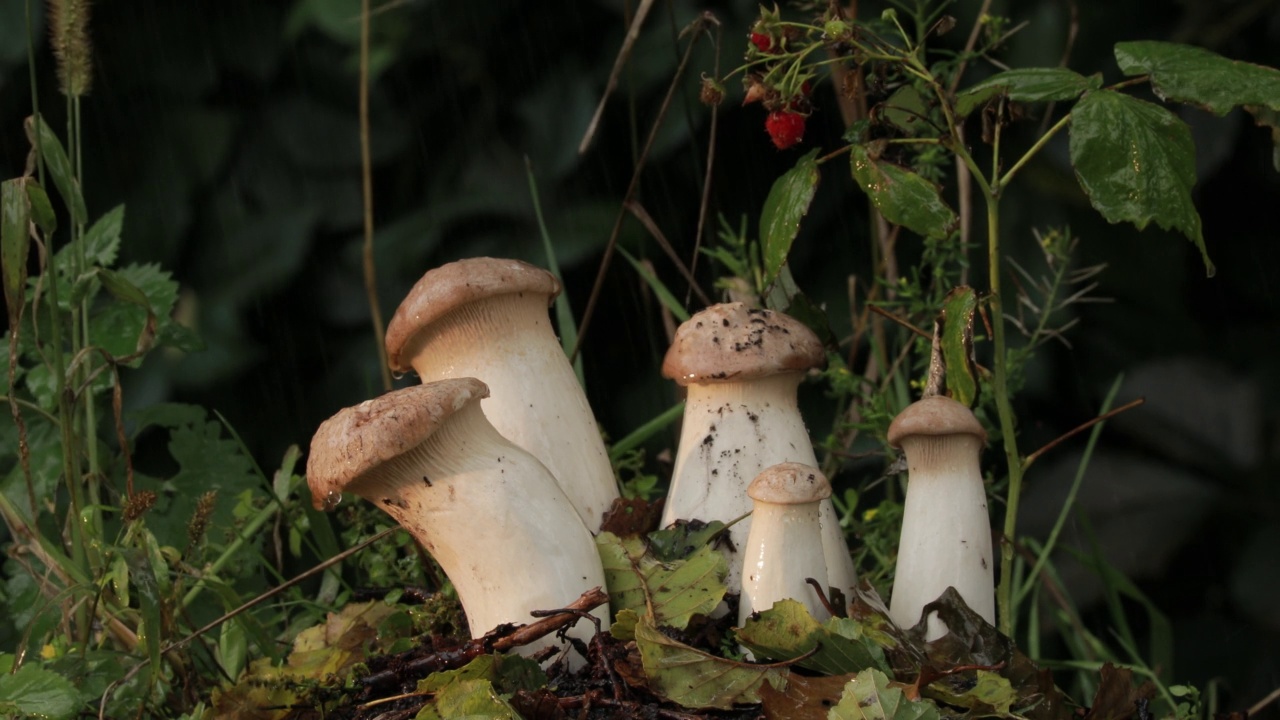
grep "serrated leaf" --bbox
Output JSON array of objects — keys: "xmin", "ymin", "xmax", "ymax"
[
  {"xmin": 940, "ymin": 286, "xmax": 978, "ymax": 407},
  {"xmin": 83, "ymin": 205, "xmax": 125, "ymax": 267},
  {"xmin": 2, "ymin": 179, "xmax": 30, "ymax": 324},
  {"xmin": 596, "ymin": 531, "xmax": 726, "ymax": 629},
  {"xmin": 634, "ymin": 616, "xmax": 787, "ymax": 709},
  {"xmin": 760, "ymin": 148, "xmax": 820, "ymax": 288},
  {"xmin": 1114, "ymin": 41, "xmax": 1280, "ymax": 115},
  {"xmin": 830, "ymin": 668, "xmax": 941, "ymax": 720},
  {"xmin": 28, "ymin": 116, "xmax": 87, "ymax": 225},
  {"xmin": 736, "ymin": 599, "xmax": 888, "ymax": 676},
  {"xmin": 90, "ymin": 263, "xmax": 178, "ymax": 365},
  {"xmin": 1069, "ymin": 90, "xmax": 1212, "ymax": 276},
  {"xmin": 955, "ymin": 68, "xmax": 1101, "ymax": 117},
  {"xmin": 0, "ymin": 662, "xmax": 80, "ymax": 720},
  {"xmin": 849, "ymin": 145, "xmax": 956, "ymax": 240}
]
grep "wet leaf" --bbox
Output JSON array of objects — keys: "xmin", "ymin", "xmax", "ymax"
[
  {"xmin": 829, "ymin": 668, "xmax": 941, "ymax": 720},
  {"xmin": 1113, "ymin": 41, "xmax": 1280, "ymax": 116},
  {"xmin": 924, "ymin": 669, "xmax": 1016, "ymax": 714},
  {"xmin": 28, "ymin": 116, "xmax": 87, "ymax": 225},
  {"xmin": 0, "ymin": 661, "xmax": 80, "ymax": 720},
  {"xmin": 1069, "ymin": 90, "xmax": 1212, "ymax": 276},
  {"xmin": 955, "ymin": 68, "xmax": 1101, "ymax": 117},
  {"xmin": 634, "ymin": 615, "xmax": 788, "ymax": 709},
  {"xmin": 760, "ymin": 672, "xmax": 858, "ymax": 720},
  {"xmin": 425, "ymin": 678, "xmax": 522, "ymax": 720},
  {"xmin": 596, "ymin": 531, "xmax": 727, "ymax": 629},
  {"xmin": 736, "ymin": 599, "xmax": 889, "ymax": 675},
  {"xmin": 941, "ymin": 286, "xmax": 978, "ymax": 407},
  {"xmin": 1083, "ymin": 663, "xmax": 1157, "ymax": 720},
  {"xmin": 647, "ymin": 519, "xmax": 727, "ymax": 562},
  {"xmin": 760, "ymin": 148, "xmax": 820, "ymax": 288},
  {"xmin": 850, "ymin": 144, "xmax": 956, "ymax": 240},
  {"xmin": 1, "ymin": 179, "xmax": 29, "ymax": 324}
]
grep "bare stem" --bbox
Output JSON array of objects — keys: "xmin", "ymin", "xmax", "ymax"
[{"xmin": 360, "ymin": 0, "xmax": 392, "ymax": 392}]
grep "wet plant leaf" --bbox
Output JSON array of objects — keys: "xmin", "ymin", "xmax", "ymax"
[
  {"xmin": 849, "ymin": 144, "xmax": 956, "ymax": 240},
  {"xmin": 829, "ymin": 668, "xmax": 941, "ymax": 720},
  {"xmin": 955, "ymin": 68, "xmax": 1101, "ymax": 117},
  {"xmin": 634, "ymin": 615, "xmax": 788, "ymax": 709},
  {"xmin": 1113, "ymin": 41, "xmax": 1280, "ymax": 115},
  {"xmin": 760, "ymin": 148, "xmax": 819, "ymax": 288},
  {"xmin": 924, "ymin": 669, "xmax": 1016, "ymax": 714},
  {"xmin": 28, "ymin": 116, "xmax": 87, "ymax": 225},
  {"xmin": 759, "ymin": 672, "xmax": 859, "ymax": 720},
  {"xmin": 596, "ymin": 531, "xmax": 727, "ymax": 629},
  {"xmin": 941, "ymin": 286, "xmax": 978, "ymax": 407},
  {"xmin": 0, "ymin": 660, "xmax": 80, "ymax": 720},
  {"xmin": 736, "ymin": 599, "xmax": 889, "ymax": 676},
  {"xmin": 1, "ymin": 179, "xmax": 29, "ymax": 324},
  {"xmin": 1069, "ymin": 90, "xmax": 1211, "ymax": 276}
]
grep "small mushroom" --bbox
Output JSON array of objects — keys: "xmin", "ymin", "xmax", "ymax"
[
  {"xmin": 384, "ymin": 257, "xmax": 619, "ymax": 532},
  {"xmin": 660, "ymin": 302, "xmax": 857, "ymax": 597},
  {"xmin": 886, "ymin": 395, "xmax": 994, "ymax": 640},
  {"xmin": 739, "ymin": 463, "xmax": 836, "ymax": 625},
  {"xmin": 307, "ymin": 377, "xmax": 609, "ymax": 663}
]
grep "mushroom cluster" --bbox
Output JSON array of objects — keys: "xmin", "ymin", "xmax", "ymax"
[{"xmin": 306, "ymin": 255, "xmax": 998, "ymax": 661}]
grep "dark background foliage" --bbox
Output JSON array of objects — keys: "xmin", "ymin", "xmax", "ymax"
[{"xmin": 1, "ymin": 0, "xmax": 1278, "ymax": 711}]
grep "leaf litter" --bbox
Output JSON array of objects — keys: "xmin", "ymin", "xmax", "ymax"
[{"xmin": 209, "ymin": 497, "xmax": 1161, "ymax": 720}]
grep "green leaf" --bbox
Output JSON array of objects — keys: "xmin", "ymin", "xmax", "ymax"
[
  {"xmin": 735, "ymin": 599, "xmax": 888, "ymax": 676},
  {"xmin": 596, "ymin": 531, "xmax": 726, "ymax": 629},
  {"xmin": 882, "ymin": 85, "xmax": 932, "ymax": 137},
  {"xmin": 940, "ymin": 286, "xmax": 978, "ymax": 407},
  {"xmin": 617, "ymin": 247, "xmax": 690, "ymax": 323},
  {"xmin": 1069, "ymin": 90, "xmax": 1212, "ymax": 276},
  {"xmin": 759, "ymin": 148, "xmax": 819, "ymax": 288},
  {"xmin": 83, "ymin": 205, "xmax": 125, "ymax": 267},
  {"xmin": 646, "ymin": 520, "xmax": 727, "ymax": 562},
  {"xmin": 830, "ymin": 668, "xmax": 941, "ymax": 720},
  {"xmin": 29, "ymin": 116, "xmax": 87, "ymax": 225},
  {"xmin": 849, "ymin": 145, "xmax": 956, "ymax": 240},
  {"xmin": 2, "ymin": 179, "xmax": 30, "ymax": 323},
  {"xmin": 24, "ymin": 180, "xmax": 56, "ymax": 236},
  {"xmin": 428, "ymin": 678, "xmax": 521, "ymax": 720},
  {"xmin": 929, "ymin": 670, "xmax": 1016, "ymax": 714},
  {"xmin": 634, "ymin": 616, "xmax": 787, "ymax": 709},
  {"xmin": 1114, "ymin": 41, "xmax": 1280, "ymax": 115},
  {"xmin": 0, "ymin": 661, "xmax": 80, "ymax": 720},
  {"xmin": 955, "ymin": 68, "xmax": 1101, "ymax": 117},
  {"xmin": 90, "ymin": 264, "xmax": 179, "ymax": 365}
]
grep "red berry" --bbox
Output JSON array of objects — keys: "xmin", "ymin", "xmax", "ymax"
[
  {"xmin": 749, "ymin": 32, "xmax": 773, "ymax": 52},
  {"xmin": 765, "ymin": 111, "xmax": 806, "ymax": 149}
]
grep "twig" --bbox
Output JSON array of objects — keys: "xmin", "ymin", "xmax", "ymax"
[
  {"xmin": 1022, "ymin": 398, "xmax": 1144, "ymax": 470},
  {"xmin": 867, "ymin": 304, "xmax": 931, "ymax": 339},
  {"xmin": 571, "ymin": 14, "xmax": 711, "ymax": 362},
  {"xmin": 1248, "ymin": 686, "xmax": 1280, "ymax": 716},
  {"xmin": 360, "ymin": 0, "xmax": 393, "ymax": 392},
  {"xmin": 579, "ymin": 0, "xmax": 657, "ymax": 154},
  {"xmin": 624, "ymin": 200, "xmax": 713, "ymax": 307},
  {"xmin": 685, "ymin": 20, "xmax": 721, "ymax": 308}
]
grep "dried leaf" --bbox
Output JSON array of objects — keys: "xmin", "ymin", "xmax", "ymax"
[{"xmin": 760, "ymin": 672, "xmax": 858, "ymax": 720}]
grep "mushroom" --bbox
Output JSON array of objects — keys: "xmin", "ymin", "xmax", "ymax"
[
  {"xmin": 886, "ymin": 395, "xmax": 994, "ymax": 640},
  {"xmin": 306, "ymin": 377, "xmax": 609, "ymax": 663},
  {"xmin": 739, "ymin": 463, "xmax": 836, "ymax": 625},
  {"xmin": 384, "ymin": 257, "xmax": 619, "ymax": 532},
  {"xmin": 660, "ymin": 302, "xmax": 857, "ymax": 597}
]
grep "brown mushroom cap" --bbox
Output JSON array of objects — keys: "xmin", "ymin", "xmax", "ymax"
[
  {"xmin": 747, "ymin": 462, "xmax": 832, "ymax": 504},
  {"xmin": 306, "ymin": 377, "xmax": 489, "ymax": 509},
  {"xmin": 886, "ymin": 395, "xmax": 987, "ymax": 448},
  {"xmin": 661, "ymin": 303, "xmax": 825, "ymax": 385},
  {"xmin": 385, "ymin": 258, "xmax": 562, "ymax": 372}
]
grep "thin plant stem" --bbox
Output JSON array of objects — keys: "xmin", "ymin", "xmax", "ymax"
[
  {"xmin": 360, "ymin": 0, "xmax": 392, "ymax": 393},
  {"xmin": 998, "ymin": 112, "xmax": 1071, "ymax": 190}
]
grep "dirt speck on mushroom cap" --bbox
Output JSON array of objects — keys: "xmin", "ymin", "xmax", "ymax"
[{"xmin": 662, "ymin": 303, "xmax": 824, "ymax": 385}]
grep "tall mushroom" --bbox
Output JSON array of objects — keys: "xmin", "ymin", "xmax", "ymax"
[
  {"xmin": 384, "ymin": 257, "xmax": 619, "ymax": 532},
  {"xmin": 660, "ymin": 302, "xmax": 857, "ymax": 597},
  {"xmin": 886, "ymin": 395, "xmax": 994, "ymax": 640},
  {"xmin": 739, "ymin": 463, "xmax": 836, "ymax": 625},
  {"xmin": 307, "ymin": 377, "xmax": 609, "ymax": 663}
]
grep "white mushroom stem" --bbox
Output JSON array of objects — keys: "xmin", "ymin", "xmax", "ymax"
[
  {"xmin": 308, "ymin": 380, "xmax": 608, "ymax": 666},
  {"xmin": 739, "ymin": 463, "xmax": 835, "ymax": 626},
  {"xmin": 395, "ymin": 280, "xmax": 618, "ymax": 532},
  {"xmin": 887, "ymin": 396, "xmax": 994, "ymax": 640},
  {"xmin": 663, "ymin": 374, "xmax": 857, "ymax": 597}
]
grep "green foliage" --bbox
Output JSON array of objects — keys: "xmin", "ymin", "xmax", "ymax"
[
  {"xmin": 633, "ymin": 615, "xmax": 787, "ymax": 710},
  {"xmin": 849, "ymin": 143, "xmax": 957, "ymax": 240},
  {"xmin": 596, "ymin": 530, "xmax": 727, "ymax": 629},
  {"xmin": 736, "ymin": 598, "xmax": 889, "ymax": 675},
  {"xmin": 830, "ymin": 668, "xmax": 941, "ymax": 720},
  {"xmin": 759, "ymin": 148, "xmax": 820, "ymax": 288}
]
